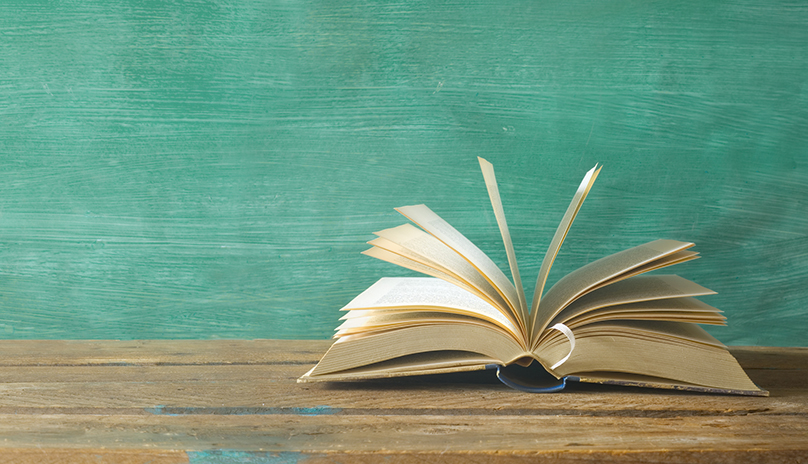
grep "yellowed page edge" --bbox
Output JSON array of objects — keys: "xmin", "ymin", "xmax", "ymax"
[
  {"xmin": 478, "ymin": 157, "xmax": 528, "ymax": 326},
  {"xmin": 528, "ymin": 165, "xmax": 601, "ymax": 334}
]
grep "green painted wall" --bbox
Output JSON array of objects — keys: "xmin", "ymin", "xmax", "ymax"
[{"xmin": 1, "ymin": 1, "xmax": 805, "ymax": 345}]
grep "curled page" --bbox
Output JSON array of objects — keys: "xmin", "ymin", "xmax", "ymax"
[{"xmin": 549, "ymin": 323, "xmax": 575, "ymax": 370}]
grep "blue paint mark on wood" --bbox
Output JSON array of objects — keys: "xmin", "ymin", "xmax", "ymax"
[
  {"xmin": 145, "ymin": 405, "xmax": 340, "ymax": 416},
  {"xmin": 188, "ymin": 450, "xmax": 309, "ymax": 464}
]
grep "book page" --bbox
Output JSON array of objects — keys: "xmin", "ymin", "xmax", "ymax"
[
  {"xmin": 338, "ymin": 277, "xmax": 521, "ymax": 338},
  {"xmin": 395, "ymin": 204, "xmax": 522, "ymax": 325},
  {"xmin": 583, "ymin": 250, "xmax": 699, "ymax": 294},
  {"xmin": 336, "ymin": 311, "xmax": 515, "ymax": 339},
  {"xmin": 572, "ymin": 373, "xmax": 765, "ymax": 396},
  {"xmin": 535, "ymin": 321, "xmax": 761, "ymax": 392},
  {"xmin": 478, "ymin": 157, "xmax": 528, "ymax": 323},
  {"xmin": 369, "ymin": 224, "xmax": 513, "ymax": 319},
  {"xmin": 306, "ymin": 323, "xmax": 529, "ymax": 377},
  {"xmin": 528, "ymin": 165, "xmax": 601, "ymax": 335},
  {"xmin": 563, "ymin": 298, "xmax": 725, "ymax": 328},
  {"xmin": 300, "ymin": 351, "xmax": 496, "ymax": 382},
  {"xmin": 370, "ymin": 230, "xmax": 454, "ymax": 273},
  {"xmin": 539, "ymin": 320, "xmax": 726, "ymax": 357},
  {"xmin": 550, "ymin": 274, "xmax": 716, "ymax": 326},
  {"xmin": 531, "ymin": 239, "xmax": 694, "ymax": 348},
  {"xmin": 361, "ymin": 246, "xmax": 493, "ymax": 307}
]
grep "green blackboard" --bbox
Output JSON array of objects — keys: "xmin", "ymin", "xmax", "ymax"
[{"xmin": 1, "ymin": 0, "xmax": 806, "ymax": 345}]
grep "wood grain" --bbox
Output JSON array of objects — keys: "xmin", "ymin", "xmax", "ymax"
[
  {"xmin": 0, "ymin": 0, "xmax": 806, "ymax": 344},
  {"xmin": 0, "ymin": 340, "xmax": 805, "ymax": 463}
]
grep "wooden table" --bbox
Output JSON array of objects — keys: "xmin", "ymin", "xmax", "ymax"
[{"xmin": 0, "ymin": 340, "xmax": 805, "ymax": 463}]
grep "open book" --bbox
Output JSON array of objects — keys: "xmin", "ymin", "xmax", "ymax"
[{"xmin": 300, "ymin": 158, "xmax": 766, "ymax": 396}]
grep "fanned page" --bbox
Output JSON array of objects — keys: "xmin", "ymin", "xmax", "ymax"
[
  {"xmin": 477, "ymin": 157, "xmax": 528, "ymax": 324},
  {"xmin": 365, "ymin": 223, "xmax": 515, "ymax": 325},
  {"xmin": 549, "ymin": 274, "xmax": 720, "ymax": 329},
  {"xmin": 336, "ymin": 277, "xmax": 521, "ymax": 339},
  {"xmin": 361, "ymin": 246, "xmax": 486, "ymax": 304},
  {"xmin": 560, "ymin": 298, "xmax": 726, "ymax": 329},
  {"xmin": 531, "ymin": 239, "xmax": 695, "ymax": 348},
  {"xmin": 529, "ymin": 165, "xmax": 601, "ymax": 336},
  {"xmin": 395, "ymin": 204, "xmax": 522, "ymax": 327}
]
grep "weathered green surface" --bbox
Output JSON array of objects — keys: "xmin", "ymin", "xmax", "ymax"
[{"xmin": 1, "ymin": 1, "xmax": 806, "ymax": 343}]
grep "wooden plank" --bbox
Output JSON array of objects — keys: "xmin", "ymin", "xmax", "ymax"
[
  {"xmin": 0, "ymin": 413, "xmax": 807, "ymax": 451},
  {"xmin": 0, "ymin": 340, "xmax": 805, "ymax": 463},
  {"xmin": 0, "ymin": 450, "xmax": 188, "ymax": 464},
  {"xmin": 0, "ymin": 345, "xmax": 804, "ymax": 412},
  {"xmin": 0, "ymin": 363, "xmax": 804, "ymax": 411},
  {"xmin": 0, "ymin": 339, "xmax": 326, "ymax": 366},
  {"xmin": 2, "ymin": 449, "xmax": 807, "ymax": 464}
]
